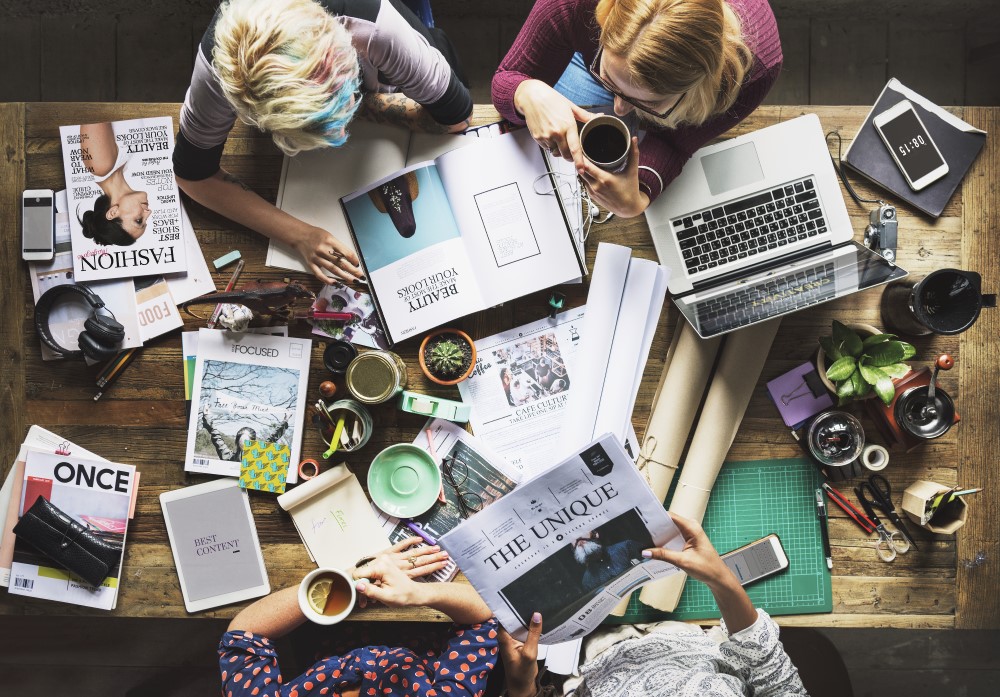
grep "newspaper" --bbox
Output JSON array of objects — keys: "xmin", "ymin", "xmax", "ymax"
[
  {"xmin": 458, "ymin": 308, "xmax": 638, "ymax": 477},
  {"xmin": 457, "ymin": 307, "xmax": 583, "ymax": 476},
  {"xmin": 440, "ymin": 434, "xmax": 683, "ymax": 643},
  {"xmin": 374, "ymin": 419, "xmax": 521, "ymax": 582}
]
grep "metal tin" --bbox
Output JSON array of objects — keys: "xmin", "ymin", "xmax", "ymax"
[
  {"xmin": 316, "ymin": 398, "xmax": 373, "ymax": 452},
  {"xmin": 346, "ymin": 350, "xmax": 407, "ymax": 404},
  {"xmin": 894, "ymin": 385, "xmax": 956, "ymax": 440}
]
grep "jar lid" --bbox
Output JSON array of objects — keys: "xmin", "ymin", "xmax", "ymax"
[
  {"xmin": 895, "ymin": 386, "xmax": 955, "ymax": 439},
  {"xmin": 324, "ymin": 340, "xmax": 358, "ymax": 374},
  {"xmin": 346, "ymin": 352, "xmax": 400, "ymax": 404}
]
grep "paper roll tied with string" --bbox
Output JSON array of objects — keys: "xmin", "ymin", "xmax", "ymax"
[{"xmin": 610, "ymin": 316, "xmax": 781, "ymax": 614}]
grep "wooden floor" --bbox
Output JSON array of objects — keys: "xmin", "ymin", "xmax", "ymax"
[
  {"xmin": 1, "ymin": 1, "xmax": 998, "ymax": 106},
  {"xmin": 2, "ymin": 1, "xmax": 999, "ymax": 695}
]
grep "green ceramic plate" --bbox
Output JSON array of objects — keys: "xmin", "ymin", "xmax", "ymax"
[{"xmin": 367, "ymin": 444, "xmax": 442, "ymax": 519}]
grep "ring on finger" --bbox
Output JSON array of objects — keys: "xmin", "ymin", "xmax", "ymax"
[{"xmin": 407, "ymin": 555, "xmax": 418, "ymax": 569}]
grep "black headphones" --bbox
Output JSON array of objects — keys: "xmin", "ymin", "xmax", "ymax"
[{"xmin": 34, "ymin": 284, "xmax": 126, "ymax": 361}]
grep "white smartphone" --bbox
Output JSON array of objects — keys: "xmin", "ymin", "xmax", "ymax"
[
  {"xmin": 22, "ymin": 189, "xmax": 55, "ymax": 261},
  {"xmin": 721, "ymin": 533, "xmax": 789, "ymax": 586},
  {"xmin": 872, "ymin": 100, "xmax": 949, "ymax": 191}
]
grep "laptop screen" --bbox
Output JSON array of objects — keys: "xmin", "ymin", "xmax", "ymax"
[{"xmin": 674, "ymin": 242, "xmax": 908, "ymax": 338}]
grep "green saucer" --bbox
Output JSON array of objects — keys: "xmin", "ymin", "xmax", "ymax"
[{"xmin": 368, "ymin": 444, "xmax": 442, "ymax": 518}]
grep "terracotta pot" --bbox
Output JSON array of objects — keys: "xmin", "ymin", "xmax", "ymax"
[
  {"xmin": 419, "ymin": 328, "xmax": 477, "ymax": 386},
  {"xmin": 815, "ymin": 323, "xmax": 882, "ymax": 396}
]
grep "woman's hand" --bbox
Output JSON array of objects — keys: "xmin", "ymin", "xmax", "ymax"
[
  {"xmin": 292, "ymin": 224, "xmax": 365, "ymax": 286},
  {"xmin": 643, "ymin": 513, "xmax": 732, "ymax": 589},
  {"xmin": 498, "ymin": 612, "xmax": 543, "ymax": 697},
  {"xmin": 351, "ymin": 537, "xmax": 450, "ymax": 608},
  {"xmin": 579, "ymin": 136, "xmax": 649, "ymax": 218},
  {"xmin": 514, "ymin": 79, "xmax": 594, "ymax": 171}
]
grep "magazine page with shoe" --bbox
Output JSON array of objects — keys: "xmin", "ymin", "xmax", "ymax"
[
  {"xmin": 440, "ymin": 433, "xmax": 683, "ymax": 643},
  {"xmin": 341, "ymin": 129, "xmax": 587, "ymax": 344}
]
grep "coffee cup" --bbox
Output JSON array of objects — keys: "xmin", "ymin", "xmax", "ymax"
[
  {"xmin": 298, "ymin": 567, "xmax": 357, "ymax": 625},
  {"xmin": 579, "ymin": 115, "xmax": 631, "ymax": 172}
]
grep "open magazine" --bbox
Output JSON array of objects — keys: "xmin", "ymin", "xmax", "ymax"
[
  {"xmin": 8, "ymin": 449, "xmax": 136, "ymax": 610},
  {"xmin": 59, "ymin": 116, "xmax": 188, "ymax": 282},
  {"xmin": 440, "ymin": 433, "xmax": 683, "ymax": 643},
  {"xmin": 185, "ymin": 329, "xmax": 311, "ymax": 483},
  {"xmin": 341, "ymin": 128, "xmax": 586, "ymax": 345}
]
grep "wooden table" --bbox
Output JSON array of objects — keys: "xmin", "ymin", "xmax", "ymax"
[{"xmin": 1, "ymin": 104, "xmax": 996, "ymax": 629}]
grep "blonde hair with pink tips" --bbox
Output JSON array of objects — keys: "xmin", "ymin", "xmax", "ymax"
[
  {"xmin": 595, "ymin": 0, "xmax": 753, "ymax": 129},
  {"xmin": 212, "ymin": 0, "xmax": 362, "ymax": 155}
]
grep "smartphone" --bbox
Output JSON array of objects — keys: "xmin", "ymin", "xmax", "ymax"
[
  {"xmin": 873, "ymin": 100, "xmax": 949, "ymax": 191},
  {"xmin": 22, "ymin": 189, "xmax": 55, "ymax": 261},
  {"xmin": 721, "ymin": 533, "xmax": 789, "ymax": 587}
]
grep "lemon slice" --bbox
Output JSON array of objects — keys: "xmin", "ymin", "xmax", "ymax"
[{"xmin": 308, "ymin": 579, "xmax": 332, "ymax": 614}]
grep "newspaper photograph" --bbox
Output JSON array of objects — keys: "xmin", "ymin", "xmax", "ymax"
[
  {"xmin": 374, "ymin": 419, "xmax": 521, "ymax": 582},
  {"xmin": 440, "ymin": 434, "xmax": 683, "ymax": 643},
  {"xmin": 457, "ymin": 307, "xmax": 584, "ymax": 475}
]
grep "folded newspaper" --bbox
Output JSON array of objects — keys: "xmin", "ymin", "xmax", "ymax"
[{"xmin": 440, "ymin": 433, "xmax": 683, "ymax": 643}]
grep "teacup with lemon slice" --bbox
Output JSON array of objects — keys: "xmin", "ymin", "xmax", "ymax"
[{"xmin": 298, "ymin": 568, "xmax": 357, "ymax": 624}]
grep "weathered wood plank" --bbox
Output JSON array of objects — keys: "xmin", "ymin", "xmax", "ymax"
[
  {"xmin": 0, "ymin": 18, "xmax": 41, "ymax": 102},
  {"xmin": 40, "ymin": 16, "xmax": 116, "ymax": 101},
  {"xmin": 888, "ymin": 21, "xmax": 966, "ymax": 106},
  {"xmin": 117, "ymin": 14, "xmax": 194, "ymax": 103},
  {"xmin": 956, "ymin": 107, "xmax": 1000, "ymax": 629},
  {"xmin": 766, "ymin": 17, "xmax": 810, "ymax": 105}
]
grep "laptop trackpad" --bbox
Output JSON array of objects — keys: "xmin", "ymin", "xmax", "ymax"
[{"xmin": 701, "ymin": 142, "xmax": 764, "ymax": 196}]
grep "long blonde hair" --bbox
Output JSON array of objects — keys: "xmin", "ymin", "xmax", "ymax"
[
  {"xmin": 595, "ymin": 0, "xmax": 753, "ymax": 129},
  {"xmin": 212, "ymin": 0, "xmax": 361, "ymax": 155}
]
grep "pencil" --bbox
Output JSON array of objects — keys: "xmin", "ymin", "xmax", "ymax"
[
  {"xmin": 94, "ymin": 348, "xmax": 140, "ymax": 400},
  {"xmin": 425, "ymin": 428, "xmax": 447, "ymax": 504},
  {"xmin": 207, "ymin": 259, "xmax": 245, "ymax": 329}
]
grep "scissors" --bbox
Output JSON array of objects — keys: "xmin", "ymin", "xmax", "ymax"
[
  {"xmin": 855, "ymin": 476, "xmax": 912, "ymax": 562},
  {"xmin": 861, "ymin": 474, "xmax": 919, "ymax": 549}
]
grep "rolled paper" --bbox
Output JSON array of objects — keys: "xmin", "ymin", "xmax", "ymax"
[
  {"xmin": 608, "ymin": 317, "xmax": 722, "ymax": 617},
  {"xmin": 639, "ymin": 317, "xmax": 782, "ymax": 612}
]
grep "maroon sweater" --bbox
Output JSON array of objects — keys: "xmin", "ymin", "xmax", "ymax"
[{"xmin": 492, "ymin": 0, "xmax": 783, "ymax": 201}]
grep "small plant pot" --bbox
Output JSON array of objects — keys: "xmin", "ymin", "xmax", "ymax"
[
  {"xmin": 815, "ymin": 323, "xmax": 882, "ymax": 396},
  {"xmin": 419, "ymin": 328, "xmax": 476, "ymax": 386},
  {"xmin": 901, "ymin": 480, "xmax": 968, "ymax": 534}
]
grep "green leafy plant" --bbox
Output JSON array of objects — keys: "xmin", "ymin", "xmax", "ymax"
[
  {"xmin": 426, "ymin": 339, "xmax": 465, "ymax": 376},
  {"xmin": 820, "ymin": 320, "xmax": 915, "ymax": 405}
]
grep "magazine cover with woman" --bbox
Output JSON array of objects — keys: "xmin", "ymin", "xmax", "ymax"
[{"xmin": 59, "ymin": 116, "xmax": 188, "ymax": 282}]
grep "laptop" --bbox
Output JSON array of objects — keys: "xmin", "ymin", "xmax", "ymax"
[{"xmin": 645, "ymin": 114, "xmax": 908, "ymax": 338}]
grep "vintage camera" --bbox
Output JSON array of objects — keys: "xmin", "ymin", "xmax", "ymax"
[{"xmin": 864, "ymin": 203, "xmax": 898, "ymax": 266}]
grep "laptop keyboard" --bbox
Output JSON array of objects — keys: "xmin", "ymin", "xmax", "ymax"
[
  {"xmin": 671, "ymin": 177, "xmax": 827, "ymax": 275},
  {"xmin": 695, "ymin": 262, "xmax": 836, "ymax": 335}
]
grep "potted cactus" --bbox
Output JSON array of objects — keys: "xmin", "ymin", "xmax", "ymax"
[
  {"xmin": 817, "ymin": 320, "xmax": 915, "ymax": 406},
  {"xmin": 419, "ymin": 328, "xmax": 476, "ymax": 386}
]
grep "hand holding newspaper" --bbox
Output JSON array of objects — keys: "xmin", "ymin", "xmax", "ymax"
[{"xmin": 440, "ymin": 433, "xmax": 683, "ymax": 643}]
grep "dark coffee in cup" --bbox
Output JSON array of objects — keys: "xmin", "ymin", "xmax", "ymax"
[
  {"xmin": 583, "ymin": 125, "xmax": 628, "ymax": 164},
  {"xmin": 579, "ymin": 115, "xmax": 631, "ymax": 172}
]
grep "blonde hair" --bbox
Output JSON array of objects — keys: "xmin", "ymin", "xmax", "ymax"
[
  {"xmin": 212, "ymin": 0, "xmax": 362, "ymax": 155},
  {"xmin": 595, "ymin": 0, "xmax": 753, "ymax": 129}
]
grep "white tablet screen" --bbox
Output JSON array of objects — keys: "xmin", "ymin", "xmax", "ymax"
[{"xmin": 164, "ymin": 486, "xmax": 265, "ymax": 602}]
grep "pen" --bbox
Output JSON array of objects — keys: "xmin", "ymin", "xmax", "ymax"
[
  {"xmin": 822, "ymin": 482, "xmax": 876, "ymax": 534},
  {"xmin": 404, "ymin": 521, "xmax": 438, "ymax": 546},
  {"xmin": 425, "ymin": 428, "xmax": 447, "ymax": 504},
  {"xmin": 311, "ymin": 311, "xmax": 358, "ymax": 322},
  {"xmin": 816, "ymin": 488, "xmax": 833, "ymax": 571},
  {"xmin": 208, "ymin": 259, "xmax": 245, "ymax": 329}
]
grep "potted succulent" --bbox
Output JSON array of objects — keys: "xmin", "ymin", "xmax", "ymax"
[
  {"xmin": 419, "ymin": 328, "xmax": 477, "ymax": 386},
  {"xmin": 817, "ymin": 320, "xmax": 915, "ymax": 405}
]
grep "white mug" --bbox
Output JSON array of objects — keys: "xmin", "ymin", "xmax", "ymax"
[{"xmin": 297, "ymin": 567, "xmax": 357, "ymax": 625}]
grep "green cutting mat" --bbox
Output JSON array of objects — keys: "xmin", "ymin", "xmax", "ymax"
[{"xmin": 606, "ymin": 457, "xmax": 832, "ymax": 623}]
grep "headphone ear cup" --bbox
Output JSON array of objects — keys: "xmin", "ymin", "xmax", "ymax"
[
  {"xmin": 79, "ymin": 331, "xmax": 120, "ymax": 362},
  {"xmin": 84, "ymin": 314, "xmax": 126, "ymax": 347}
]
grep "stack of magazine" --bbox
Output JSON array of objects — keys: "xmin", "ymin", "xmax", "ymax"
[{"xmin": 0, "ymin": 426, "xmax": 138, "ymax": 610}]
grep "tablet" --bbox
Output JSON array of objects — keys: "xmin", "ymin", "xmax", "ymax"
[{"xmin": 160, "ymin": 478, "xmax": 270, "ymax": 612}]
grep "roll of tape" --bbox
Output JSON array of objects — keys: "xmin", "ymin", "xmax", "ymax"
[
  {"xmin": 298, "ymin": 458, "xmax": 320, "ymax": 480},
  {"xmin": 861, "ymin": 444, "xmax": 889, "ymax": 472}
]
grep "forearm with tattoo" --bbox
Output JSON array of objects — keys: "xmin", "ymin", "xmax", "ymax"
[{"xmin": 358, "ymin": 93, "xmax": 470, "ymax": 134}]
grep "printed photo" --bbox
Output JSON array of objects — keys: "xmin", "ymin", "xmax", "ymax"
[
  {"xmin": 343, "ymin": 165, "xmax": 461, "ymax": 273},
  {"xmin": 311, "ymin": 282, "xmax": 389, "ymax": 349},
  {"xmin": 193, "ymin": 361, "xmax": 300, "ymax": 463},
  {"xmin": 497, "ymin": 332, "xmax": 570, "ymax": 407},
  {"xmin": 497, "ymin": 508, "xmax": 654, "ymax": 628}
]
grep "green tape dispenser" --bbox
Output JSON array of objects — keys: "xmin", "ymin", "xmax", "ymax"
[{"xmin": 397, "ymin": 391, "xmax": 471, "ymax": 423}]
